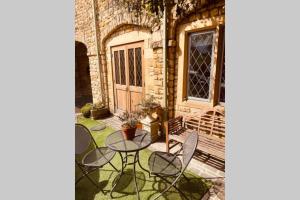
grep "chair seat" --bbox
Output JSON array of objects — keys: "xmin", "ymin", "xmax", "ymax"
[
  {"xmin": 148, "ymin": 151, "xmax": 182, "ymax": 176},
  {"xmin": 82, "ymin": 147, "xmax": 115, "ymax": 167}
]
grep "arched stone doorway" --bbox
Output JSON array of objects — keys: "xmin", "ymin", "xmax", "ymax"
[{"xmin": 75, "ymin": 41, "xmax": 93, "ymax": 113}]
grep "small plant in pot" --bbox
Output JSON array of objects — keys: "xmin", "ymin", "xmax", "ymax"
[
  {"xmin": 138, "ymin": 95, "xmax": 160, "ymax": 112},
  {"xmin": 121, "ymin": 118, "xmax": 138, "ymax": 140},
  {"xmin": 119, "ymin": 111, "xmax": 144, "ymax": 130},
  {"xmin": 138, "ymin": 95, "xmax": 160, "ymax": 121},
  {"xmin": 90, "ymin": 101, "xmax": 110, "ymax": 120},
  {"xmin": 131, "ymin": 110, "xmax": 144, "ymax": 129}
]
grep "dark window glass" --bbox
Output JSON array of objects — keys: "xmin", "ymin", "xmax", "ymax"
[
  {"xmin": 188, "ymin": 31, "xmax": 214, "ymax": 100},
  {"xmin": 113, "ymin": 51, "xmax": 120, "ymax": 84},
  {"xmin": 135, "ymin": 48, "xmax": 142, "ymax": 87},
  {"xmin": 128, "ymin": 48, "xmax": 135, "ymax": 86},
  {"xmin": 119, "ymin": 50, "xmax": 126, "ymax": 85}
]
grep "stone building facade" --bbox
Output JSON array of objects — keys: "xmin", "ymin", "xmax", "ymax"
[{"xmin": 75, "ymin": 0, "xmax": 225, "ymax": 118}]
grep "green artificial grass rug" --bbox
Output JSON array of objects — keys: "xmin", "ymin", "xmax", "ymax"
[{"xmin": 76, "ymin": 118, "xmax": 212, "ymax": 200}]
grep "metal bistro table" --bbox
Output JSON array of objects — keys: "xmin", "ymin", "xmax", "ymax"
[{"xmin": 105, "ymin": 129, "xmax": 152, "ymax": 200}]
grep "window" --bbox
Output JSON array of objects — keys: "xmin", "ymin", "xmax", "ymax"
[
  {"xmin": 113, "ymin": 51, "xmax": 120, "ymax": 84},
  {"xmin": 187, "ymin": 31, "xmax": 215, "ymax": 100},
  {"xmin": 113, "ymin": 50, "xmax": 126, "ymax": 85},
  {"xmin": 128, "ymin": 48, "xmax": 135, "ymax": 86},
  {"xmin": 119, "ymin": 50, "xmax": 126, "ymax": 85},
  {"xmin": 135, "ymin": 48, "xmax": 142, "ymax": 87},
  {"xmin": 128, "ymin": 47, "xmax": 142, "ymax": 87}
]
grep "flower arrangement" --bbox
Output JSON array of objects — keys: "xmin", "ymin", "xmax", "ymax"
[
  {"xmin": 138, "ymin": 94, "xmax": 159, "ymax": 109},
  {"xmin": 120, "ymin": 111, "xmax": 144, "ymax": 140}
]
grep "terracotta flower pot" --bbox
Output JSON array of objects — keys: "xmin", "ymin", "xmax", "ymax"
[
  {"xmin": 136, "ymin": 122, "xmax": 143, "ymax": 129},
  {"xmin": 122, "ymin": 126, "xmax": 137, "ymax": 140}
]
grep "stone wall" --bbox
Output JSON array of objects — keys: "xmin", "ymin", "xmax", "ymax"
[
  {"xmin": 149, "ymin": 48, "xmax": 164, "ymax": 105},
  {"xmin": 75, "ymin": 0, "xmax": 225, "ymax": 118},
  {"xmin": 75, "ymin": 0, "xmax": 103, "ymax": 104}
]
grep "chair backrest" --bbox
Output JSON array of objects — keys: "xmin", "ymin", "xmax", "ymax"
[
  {"xmin": 182, "ymin": 131, "xmax": 199, "ymax": 170},
  {"xmin": 75, "ymin": 123, "xmax": 95, "ymax": 155},
  {"xmin": 168, "ymin": 116, "xmax": 184, "ymax": 135}
]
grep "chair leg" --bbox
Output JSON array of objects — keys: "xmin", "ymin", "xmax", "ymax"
[
  {"xmin": 166, "ymin": 139, "xmax": 169, "ymax": 153},
  {"xmin": 76, "ymin": 163, "xmax": 108, "ymax": 194},
  {"xmin": 76, "ymin": 165, "xmax": 99, "ymax": 188},
  {"xmin": 108, "ymin": 161, "xmax": 119, "ymax": 172},
  {"xmin": 85, "ymin": 173, "xmax": 100, "ymax": 188},
  {"xmin": 153, "ymin": 175, "xmax": 189, "ymax": 200}
]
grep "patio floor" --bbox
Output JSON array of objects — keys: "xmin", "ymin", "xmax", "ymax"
[
  {"xmin": 99, "ymin": 115, "xmax": 225, "ymax": 200},
  {"xmin": 75, "ymin": 114, "xmax": 225, "ymax": 200}
]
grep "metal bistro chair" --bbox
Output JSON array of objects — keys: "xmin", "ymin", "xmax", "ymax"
[
  {"xmin": 148, "ymin": 131, "xmax": 199, "ymax": 200},
  {"xmin": 75, "ymin": 123, "xmax": 118, "ymax": 191}
]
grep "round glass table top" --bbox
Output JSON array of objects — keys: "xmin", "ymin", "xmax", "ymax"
[{"xmin": 105, "ymin": 129, "xmax": 151, "ymax": 152}]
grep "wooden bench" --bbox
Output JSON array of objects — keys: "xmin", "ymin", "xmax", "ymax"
[{"xmin": 165, "ymin": 109, "xmax": 225, "ymax": 161}]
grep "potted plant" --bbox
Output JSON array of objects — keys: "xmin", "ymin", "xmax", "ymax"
[
  {"xmin": 121, "ymin": 117, "xmax": 138, "ymax": 140},
  {"xmin": 80, "ymin": 103, "xmax": 93, "ymax": 118},
  {"xmin": 131, "ymin": 110, "xmax": 144, "ymax": 129},
  {"xmin": 138, "ymin": 95, "xmax": 160, "ymax": 121},
  {"xmin": 119, "ymin": 111, "xmax": 144, "ymax": 129},
  {"xmin": 90, "ymin": 101, "xmax": 110, "ymax": 120}
]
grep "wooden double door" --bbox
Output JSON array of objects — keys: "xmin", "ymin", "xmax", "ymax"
[{"xmin": 112, "ymin": 42, "xmax": 144, "ymax": 113}]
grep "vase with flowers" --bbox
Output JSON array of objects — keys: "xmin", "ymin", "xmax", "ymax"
[{"xmin": 121, "ymin": 117, "xmax": 138, "ymax": 140}]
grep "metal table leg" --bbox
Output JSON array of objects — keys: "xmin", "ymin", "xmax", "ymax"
[
  {"xmin": 110, "ymin": 151, "xmax": 150, "ymax": 200},
  {"xmin": 133, "ymin": 152, "xmax": 140, "ymax": 200},
  {"xmin": 110, "ymin": 152, "xmax": 125, "ymax": 198},
  {"xmin": 136, "ymin": 151, "xmax": 151, "ymax": 177}
]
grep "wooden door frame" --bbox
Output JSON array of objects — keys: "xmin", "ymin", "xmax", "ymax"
[{"xmin": 111, "ymin": 41, "xmax": 145, "ymax": 113}]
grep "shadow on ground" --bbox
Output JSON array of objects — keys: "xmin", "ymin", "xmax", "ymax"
[
  {"xmin": 76, "ymin": 168, "xmax": 211, "ymax": 200},
  {"xmin": 147, "ymin": 172, "xmax": 211, "ymax": 200}
]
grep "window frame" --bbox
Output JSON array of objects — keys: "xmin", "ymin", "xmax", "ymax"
[
  {"xmin": 186, "ymin": 30, "xmax": 216, "ymax": 102},
  {"xmin": 218, "ymin": 36, "xmax": 225, "ymax": 105}
]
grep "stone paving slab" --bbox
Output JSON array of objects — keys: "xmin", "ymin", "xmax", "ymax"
[{"xmin": 99, "ymin": 115, "xmax": 122, "ymax": 130}]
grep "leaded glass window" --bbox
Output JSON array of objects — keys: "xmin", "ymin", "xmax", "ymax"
[
  {"xmin": 128, "ymin": 47, "xmax": 142, "ymax": 87},
  {"xmin": 187, "ymin": 31, "xmax": 215, "ymax": 100},
  {"xmin": 135, "ymin": 48, "xmax": 142, "ymax": 87},
  {"xmin": 128, "ymin": 48, "xmax": 135, "ymax": 86},
  {"xmin": 113, "ymin": 51, "xmax": 120, "ymax": 84},
  {"xmin": 119, "ymin": 50, "xmax": 126, "ymax": 85}
]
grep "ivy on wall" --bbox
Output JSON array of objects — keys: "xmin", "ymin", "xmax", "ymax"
[{"xmin": 109, "ymin": 0, "xmax": 214, "ymax": 20}]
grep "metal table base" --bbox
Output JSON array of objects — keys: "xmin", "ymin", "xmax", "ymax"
[{"xmin": 110, "ymin": 151, "xmax": 150, "ymax": 200}]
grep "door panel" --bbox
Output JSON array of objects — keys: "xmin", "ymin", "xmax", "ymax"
[
  {"xmin": 112, "ymin": 42, "xmax": 144, "ymax": 113},
  {"xmin": 116, "ymin": 89, "xmax": 127, "ymax": 111},
  {"xmin": 130, "ymin": 91, "xmax": 143, "ymax": 112}
]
